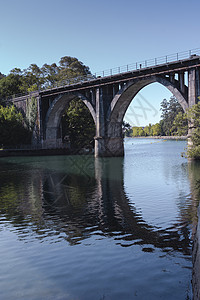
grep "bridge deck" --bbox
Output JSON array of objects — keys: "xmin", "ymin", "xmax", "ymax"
[
  {"xmin": 8, "ymin": 53, "xmax": 200, "ymax": 102},
  {"xmin": 40, "ymin": 56, "xmax": 200, "ymax": 97}
]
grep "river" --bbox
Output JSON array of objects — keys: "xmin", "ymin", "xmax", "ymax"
[{"xmin": 0, "ymin": 138, "xmax": 200, "ymax": 300}]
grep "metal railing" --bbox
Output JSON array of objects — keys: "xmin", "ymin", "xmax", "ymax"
[
  {"xmin": 94, "ymin": 48, "xmax": 200, "ymax": 77},
  {"xmin": 3, "ymin": 47, "xmax": 200, "ymax": 102}
]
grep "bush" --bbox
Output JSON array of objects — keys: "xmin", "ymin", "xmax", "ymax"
[{"xmin": 0, "ymin": 105, "xmax": 31, "ymax": 147}]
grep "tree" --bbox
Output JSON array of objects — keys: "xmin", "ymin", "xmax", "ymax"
[
  {"xmin": 171, "ymin": 111, "xmax": 188, "ymax": 136},
  {"xmin": 0, "ymin": 56, "xmax": 94, "ymax": 150},
  {"xmin": 23, "ymin": 64, "xmax": 44, "ymax": 91},
  {"xmin": 0, "ymin": 105, "xmax": 31, "ymax": 147},
  {"xmin": 58, "ymin": 56, "xmax": 91, "ymax": 85},
  {"xmin": 0, "ymin": 72, "xmax": 5, "ymax": 80},
  {"xmin": 61, "ymin": 99, "xmax": 95, "ymax": 151},
  {"xmin": 173, "ymin": 102, "xmax": 200, "ymax": 159},
  {"xmin": 160, "ymin": 96, "xmax": 185, "ymax": 135},
  {"xmin": 138, "ymin": 127, "xmax": 145, "ymax": 136},
  {"xmin": 186, "ymin": 102, "xmax": 200, "ymax": 159},
  {"xmin": 131, "ymin": 126, "xmax": 145, "ymax": 137},
  {"xmin": 123, "ymin": 121, "xmax": 132, "ymax": 137},
  {"xmin": 41, "ymin": 63, "xmax": 59, "ymax": 88},
  {"xmin": 151, "ymin": 123, "xmax": 162, "ymax": 136},
  {"xmin": 143, "ymin": 124, "xmax": 153, "ymax": 136},
  {"xmin": 0, "ymin": 74, "xmax": 23, "ymax": 102}
]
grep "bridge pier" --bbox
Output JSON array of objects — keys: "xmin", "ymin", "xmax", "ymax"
[
  {"xmin": 94, "ymin": 87, "xmax": 124, "ymax": 157},
  {"xmin": 94, "ymin": 136, "xmax": 124, "ymax": 157},
  {"xmin": 188, "ymin": 68, "xmax": 197, "ymax": 107},
  {"xmin": 187, "ymin": 68, "xmax": 200, "ymax": 147}
]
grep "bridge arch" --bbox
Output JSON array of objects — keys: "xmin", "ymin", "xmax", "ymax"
[
  {"xmin": 108, "ymin": 75, "xmax": 188, "ymax": 126},
  {"xmin": 97, "ymin": 75, "xmax": 189, "ymax": 156},
  {"xmin": 44, "ymin": 92, "xmax": 96, "ymax": 148}
]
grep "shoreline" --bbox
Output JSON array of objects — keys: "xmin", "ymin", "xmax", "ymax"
[
  {"xmin": 0, "ymin": 148, "xmax": 71, "ymax": 158},
  {"xmin": 0, "ymin": 136, "xmax": 188, "ymax": 158},
  {"xmin": 128, "ymin": 136, "xmax": 187, "ymax": 140}
]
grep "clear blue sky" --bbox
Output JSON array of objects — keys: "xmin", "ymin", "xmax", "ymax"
[{"xmin": 1, "ymin": 0, "xmax": 200, "ymax": 125}]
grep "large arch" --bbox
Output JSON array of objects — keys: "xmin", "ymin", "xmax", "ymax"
[
  {"xmin": 44, "ymin": 92, "xmax": 96, "ymax": 148},
  {"xmin": 108, "ymin": 75, "xmax": 188, "ymax": 126},
  {"xmin": 96, "ymin": 75, "xmax": 189, "ymax": 156}
]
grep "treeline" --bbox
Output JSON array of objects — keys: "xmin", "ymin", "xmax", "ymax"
[
  {"xmin": 125, "ymin": 96, "xmax": 188, "ymax": 137},
  {"xmin": 125, "ymin": 96, "xmax": 200, "ymax": 159},
  {"xmin": 0, "ymin": 56, "xmax": 91, "ymax": 102},
  {"xmin": 0, "ymin": 57, "xmax": 95, "ymax": 150}
]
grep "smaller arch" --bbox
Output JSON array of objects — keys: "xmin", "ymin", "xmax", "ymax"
[{"xmin": 44, "ymin": 92, "xmax": 96, "ymax": 147}]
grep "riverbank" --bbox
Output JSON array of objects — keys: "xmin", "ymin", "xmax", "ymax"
[
  {"xmin": 132, "ymin": 135, "xmax": 187, "ymax": 140},
  {"xmin": 0, "ymin": 136, "xmax": 187, "ymax": 157},
  {"xmin": 0, "ymin": 148, "xmax": 70, "ymax": 157}
]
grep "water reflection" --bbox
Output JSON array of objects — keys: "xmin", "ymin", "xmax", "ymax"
[
  {"xmin": 187, "ymin": 161, "xmax": 200, "ymax": 235},
  {"xmin": 0, "ymin": 154, "xmax": 199, "ymax": 256}
]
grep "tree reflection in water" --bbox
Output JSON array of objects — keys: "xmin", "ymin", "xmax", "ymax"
[{"xmin": 0, "ymin": 155, "xmax": 199, "ymax": 256}]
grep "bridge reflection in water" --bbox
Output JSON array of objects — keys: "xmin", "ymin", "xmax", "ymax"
[{"xmin": 0, "ymin": 154, "xmax": 199, "ymax": 256}]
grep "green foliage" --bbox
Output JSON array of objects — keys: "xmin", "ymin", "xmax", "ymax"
[
  {"xmin": 131, "ymin": 123, "xmax": 161, "ymax": 137},
  {"xmin": 186, "ymin": 102, "xmax": 200, "ymax": 159},
  {"xmin": 26, "ymin": 97, "xmax": 38, "ymax": 131},
  {"xmin": 143, "ymin": 125, "xmax": 151, "ymax": 136},
  {"xmin": 41, "ymin": 63, "xmax": 59, "ymax": 88},
  {"xmin": 0, "ymin": 74, "xmax": 23, "ymax": 101},
  {"xmin": 173, "ymin": 102, "xmax": 200, "ymax": 159},
  {"xmin": 171, "ymin": 111, "xmax": 188, "ymax": 136},
  {"xmin": 58, "ymin": 56, "xmax": 90, "ymax": 84},
  {"xmin": 187, "ymin": 101, "xmax": 200, "ymax": 128},
  {"xmin": 132, "ymin": 126, "xmax": 145, "ymax": 137},
  {"xmin": 123, "ymin": 121, "xmax": 132, "ymax": 137},
  {"xmin": 0, "ymin": 72, "xmax": 5, "ymax": 80},
  {"xmin": 0, "ymin": 105, "xmax": 31, "ymax": 147},
  {"xmin": 61, "ymin": 99, "xmax": 95, "ymax": 151},
  {"xmin": 0, "ymin": 56, "xmax": 93, "ymax": 149},
  {"xmin": 151, "ymin": 123, "xmax": 162, "ymax": 136},
  {"xmin": 160, "ymin": 96, "xmax": 185, "ymax": 135},
  {"xmin": 0, "ymin": 56, "xmax": 91, "ymax": 103},
  {"xmin": 128, "ymin": 96, "xmax": 186, "ymax": 138},
  {"xmin": 187, "ymin": 145, "xmax": 200, "ymax": 159}
]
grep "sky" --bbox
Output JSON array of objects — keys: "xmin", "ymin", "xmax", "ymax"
[{"xmin": 1, "ymin": 0, "xmax": 200, "ymax": 125}]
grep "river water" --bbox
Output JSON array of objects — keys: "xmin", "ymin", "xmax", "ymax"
[{"xmin": 0, "ymin": 138, "xmax": 200, "ymax": 300}]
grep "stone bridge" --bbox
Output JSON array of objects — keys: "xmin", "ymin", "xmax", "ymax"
[{"xmin": 11, "ymin": 52, "xmax": 200, "ymax": 157}]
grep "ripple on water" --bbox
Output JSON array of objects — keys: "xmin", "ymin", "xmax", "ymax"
[{"xmin": 0, "ymin": 141, "xmax": 197, "ymax": 299}]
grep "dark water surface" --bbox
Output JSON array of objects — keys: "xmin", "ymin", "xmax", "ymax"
[{"xmin": 0, "ymin": 138, "xmax": 200, "ymax": 300}]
